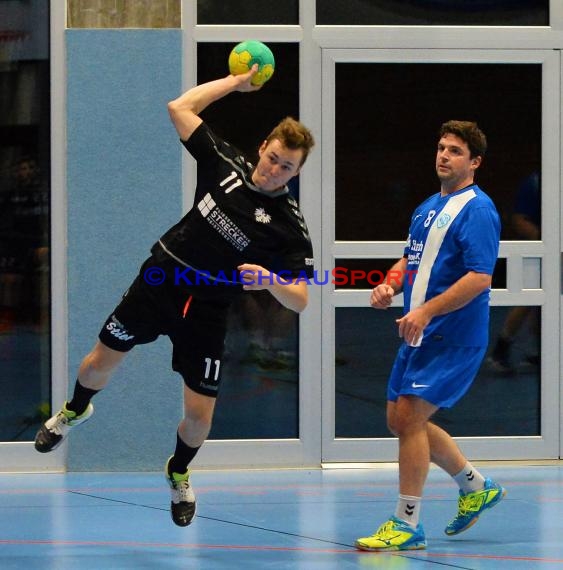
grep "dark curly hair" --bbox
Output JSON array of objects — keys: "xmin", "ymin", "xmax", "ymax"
[{"xmin": 439, "ymin": 120, "xmax": 487, "ymax": 159}]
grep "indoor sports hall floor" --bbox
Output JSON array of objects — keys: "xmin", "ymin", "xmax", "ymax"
[{"xmin": 1, "ymin": 463, "xmax": 562, "ymax": 569}]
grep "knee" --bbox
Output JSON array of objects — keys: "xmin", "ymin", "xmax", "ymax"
[
  {"xmin": 386, "ymin": 404, "xmax": 404, "ymax": 436},
  {"xmin": 387, "ymin": 411, "xmax": 419, "ymax": 437},
  {"xmin": 185, "ymin": 406, "xmax": 214, "ymax": 431},
  {"xmin": 180, "ymin": 388, "xmax": 216, "ymax": 442},
  {"xmin": 183, "ymin": 399, "xmax": 215, "ymax": 430},
  {"xmin": 387, "ymin": 415, "xmax": 402, "ymax": 437},
  {"xmin": 179, "ymin": 408, "xmax": 213, "ymax": 445},
  {"xmin": 82, "ymin": 348, "xmax": 119, "ymax": 375}
]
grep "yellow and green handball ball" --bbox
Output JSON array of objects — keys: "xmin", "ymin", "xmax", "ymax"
[{"xmin": 228, "ymin": 40, "xmax": 275, "ymax": 86}]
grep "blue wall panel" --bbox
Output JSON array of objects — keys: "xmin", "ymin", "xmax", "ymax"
[{"xmin": 66, "ymin": 30, "xmax": 183, "ymax": 470}]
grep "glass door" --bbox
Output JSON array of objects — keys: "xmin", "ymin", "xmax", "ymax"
[
  {"xmin": 175, "ymin": 1, "xmax": 321, "ymax": 468},
  {"xmin": 0, "ymin": 0, "xmax": 60, "ymax": 471},
  {"xmin": 321, "ymin": 48, "xmax": 561, "ymax": 462}
]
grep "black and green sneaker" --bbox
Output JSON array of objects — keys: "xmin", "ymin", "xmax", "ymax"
[
  {"xmin": 165, "ymin": 457, "xmax": 196, "ymax": 526},
  {"xmin": 34, "ymin": 402, "xmax": 94, "ymax": 453}
]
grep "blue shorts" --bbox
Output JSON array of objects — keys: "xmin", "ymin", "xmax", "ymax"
[{"xmin": 387, "ymin": 343, "xmax": 487, "ymax": 408}]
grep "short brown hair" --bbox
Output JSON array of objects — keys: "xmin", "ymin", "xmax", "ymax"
[
  {"xmin": 265, "ymin": 116, "xmax": 315, "ymax": 167},
  {"xmin": 439, "ymin": 120, "xmax": 487, "ymax": 159}
]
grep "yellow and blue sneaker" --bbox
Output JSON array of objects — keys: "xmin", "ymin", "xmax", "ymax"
[
  {"xmin": 355, "ymin": 516, "xmax": 427, "ymax": 551},
  {"xmin": 445, "ymin": 478, "xmax": 506, "ymax": 536}
]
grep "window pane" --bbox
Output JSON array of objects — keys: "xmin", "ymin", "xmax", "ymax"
[
  {"xmin": 197, "ymin": 0, "xmax": 298, "ymax": 25},
  {"xmin": 442, "ymin": 305, "xmax": 541, "ymax": 436},
  {"xmin": 197, "ymin": 43, "xmax": 300, "ymax": 439},
  {"xmin": 212, "ymin": 292, "xmax": 299, "ymax": 439},
  {"xmin": 335, "ymin": 307, "xmax": 540, "ymax": 438},
  {"xmin": 335, "ymin": 63, "xmax": 541, "ymax": 242},
  {"xmin": 335, "ymin": 307, "xmax": 402, "ymax": 439},
  {"xmin": 507, "ymin": 171, "xmax": 541, "ymax": 240},
  {"xmin": 333, "ymin": 259, "xmax": 405, "ymax": 290},
  {"xmin": 317, "ymin": 0, "xmax": 548, "ymax": 26},
  {"xmin": 0, "ymin": 0, "xmax": 51, "ymax": 441},
  {"xmin": 197, "ymin": 42, "xmax": 299, "ymax": 163}
]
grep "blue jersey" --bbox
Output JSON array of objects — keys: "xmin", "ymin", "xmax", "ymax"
[{"xmin": 402, "ymin": 184, "xmax": 500, "ymax": 347}]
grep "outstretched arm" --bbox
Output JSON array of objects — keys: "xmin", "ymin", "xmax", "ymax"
[
  {"xmin": 238, "ymin": 263, "xmax": 308, "ymax": 313},
  {"xmin": 167, "ymin": 66, "xmax": 261, "ymax": 142}
]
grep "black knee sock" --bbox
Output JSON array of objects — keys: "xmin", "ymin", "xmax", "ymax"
[
  {"xmin": 168, "ymin": 432, "xmax": 201, "ymax": 475},
  {"xmin": 66, "ymin": 379, "xmax": 100, "ymax": 415}
]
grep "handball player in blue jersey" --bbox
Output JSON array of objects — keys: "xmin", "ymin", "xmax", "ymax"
[
  {"xmin": 356, "ymin": 121, "xmax": 504, "ymax": 552},
  {"xmin": 34, "ymin": 66, "xmax": 315, "ymax": 527}
]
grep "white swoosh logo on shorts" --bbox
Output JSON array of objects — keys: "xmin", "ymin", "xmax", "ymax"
[{"xmin": 412, "ymin": 382, "xmax": 430, "ymax": 388}]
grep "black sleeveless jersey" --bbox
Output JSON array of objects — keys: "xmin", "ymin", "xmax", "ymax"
[{"xmin": 150, "ymin": 122, "xmax": 314, "ymax": 300}]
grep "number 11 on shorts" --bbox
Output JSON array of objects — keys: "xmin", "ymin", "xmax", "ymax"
[{"xmin": 204, "ymin": 357, "xmax": 221, "ymax": 381}]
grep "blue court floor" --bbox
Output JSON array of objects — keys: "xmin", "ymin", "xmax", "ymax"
[{"xmin": 1, "ymin": 463, "xmax": 562, "ymax": 569}]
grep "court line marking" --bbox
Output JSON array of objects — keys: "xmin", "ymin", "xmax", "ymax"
[{"xmin": 52, "ymin": 491, "xmax": 562, "ymax": 567}]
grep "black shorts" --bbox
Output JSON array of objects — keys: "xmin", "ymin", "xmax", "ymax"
[{"xmin": 98, "ymin": 267, "xmax": 230, "ymax": 398}]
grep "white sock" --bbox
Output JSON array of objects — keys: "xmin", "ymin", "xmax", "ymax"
[
  {"xmin": 453, "ymin": 461, "xmax": 486, "ymax": 494},
  {"xmin": 395, "ymin": 494, "xmax": 422, "ymax": 527}
]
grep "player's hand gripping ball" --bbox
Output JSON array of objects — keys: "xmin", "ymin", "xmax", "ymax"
[{"xmin": 228, "ymin": 40, "xmax": 275, "ymax": 86}]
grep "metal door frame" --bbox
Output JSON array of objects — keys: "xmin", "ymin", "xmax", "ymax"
[{"xmin": 320, "ymin": 47, "xmax": 561, "ymax": 462}]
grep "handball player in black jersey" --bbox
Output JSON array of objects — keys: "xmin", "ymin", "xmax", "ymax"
[{"xmin": 34, "ymin": 65, "xmax": 315, "ymax": 527}]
